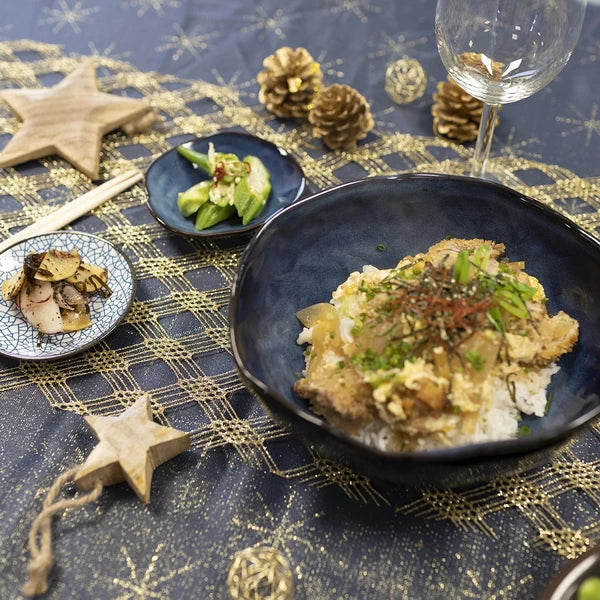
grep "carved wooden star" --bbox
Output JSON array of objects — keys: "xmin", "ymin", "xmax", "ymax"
[
  {"xmin": 0, "ymin": 59, "xmax": 150, "ymax": 179},
  {"xmin": 74, "ymin": 396, "xmax": 190, "ymax": 504}
]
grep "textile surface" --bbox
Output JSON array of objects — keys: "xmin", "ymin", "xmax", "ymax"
[{"xmin": 0, "ymin": 1, "xmax": 600, "ymax": 598}]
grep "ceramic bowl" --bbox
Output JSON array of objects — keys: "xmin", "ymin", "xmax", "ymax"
[
  {"xmin": 540, "ymin": 548, "xmax": 600, "ymax": 600},
  {"xmin": 230, "ymin": 174, "xmax": 600, "ymax": 488},
  {"xmin": 0, "ymin": 231, "xmax": 135, "ymax": 361},
  {"xmin": 144, "ymin": 131, "xmax": 305, "ymax": 238}
]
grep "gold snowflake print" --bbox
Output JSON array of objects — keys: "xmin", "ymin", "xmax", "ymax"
[
  {"xmin": 232, "ymin": 491, "xmax": 323, "ymax": 556},
  {"xmin": 241, "ymin": 6, "xmax": 294, "ymax": 41},
  {"xmin": 368, "ymin": 33, "xmax": 428, "ymax": 60},
  {"xmin": 579, "ymin": 36, "xmax": 600, "ymax": 65},
  {"xmin": 495, "ymin": 126, "xmax": 542, "ymax": 162},
  {"xmin": 121, "ymin": 0, "xmax": 180, "ymax": 17},
  {"xmin": 110, "ymin": 543, "xmax": 203, "ymax": 599},
  {"xmin": 39, "ymin": 0, "xmax": 100, "ymax": 34},
  {"xmin": 87, "ymin": 41, "xmax": 131, "ymax": 62},
  {"xmin": 556, "ymin": 104, "xmax": 600, "ymax": 147},
  {"xmin": 329, "ymin": 0, "xmax": 381, "ymax": 24},
  {"xmin": 156, "ymin": 23, "xmax": 219, "ymax": 61}
]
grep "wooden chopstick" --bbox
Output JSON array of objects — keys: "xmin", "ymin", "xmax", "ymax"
[{"xmin": 0, "ymin": 169, "xmax": 143, "ymax": 253}]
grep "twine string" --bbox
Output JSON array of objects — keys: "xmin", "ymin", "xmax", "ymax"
[{"xmin": 22, "ymin": 467, "xmax": 103, "ymax": 597}]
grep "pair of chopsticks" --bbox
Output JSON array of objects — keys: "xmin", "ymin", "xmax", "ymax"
[{"xmin": 0, "ymin": 169, "xmax": 142, "ymax": 254}]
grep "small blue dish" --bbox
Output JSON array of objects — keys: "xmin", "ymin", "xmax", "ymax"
[
  {"xmin": 230, "ymin": 174, "xmax": 600, "ymax": 488},
  {"xmin": 144, "ymin": 131, "xmax": 306, "ymax": 238},
  {"xmin": 0, "ymin": 231, "xmax": 136, "ymax": 361}
]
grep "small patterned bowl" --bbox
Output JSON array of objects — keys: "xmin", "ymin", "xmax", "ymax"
[
  {"xmin": 0, "ymin": 231, "xmax": 136, "ymax": 361},
  {"xmin": 230, "ymin": 174, "xmax": 600, "ymax": 488},
  {"xmin": 144, "ymin": 131, "xmax": 306, "ymax": 238}
]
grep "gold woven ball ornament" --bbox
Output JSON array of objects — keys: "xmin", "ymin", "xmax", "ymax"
[
  {"xmin": 385, "ymin": 58, "xmax": 427, "ymax": 104},
  {"xmin": 308, "ymin": 84, "xmax": 374, "ymax": 150},
  {"xmin": 431, "ymin": 76, "xmax": 486, "ymax": 143},
  {"xmin": 257, "ymin": 47, "xmax": 322, "ymax": 119},
  {"xmin": 227, "ymin": 546, "xmax": 294, "ymax": 600}
]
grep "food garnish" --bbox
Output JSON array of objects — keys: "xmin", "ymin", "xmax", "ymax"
[
  {"xmin": 176, "ymin": 143, "xmax": 272, "ymax": 230},
  {"xmin": 2, "ymin": 248, "xmax": 111, "ymax": 334},
  {"xmin": 578, "ymin": 576, "xmax": 600, "ymax": 600},
  {"xmin": 293, "ymin": 238, "xmax": 579, "ymax": 451}
]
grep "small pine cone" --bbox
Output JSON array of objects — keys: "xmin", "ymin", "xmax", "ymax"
[
  {"xmin": 459, "ymin": 52, "xmax": 504, "ymax": 80},
  {"xmin": 431, "ymin": 77, "xmax": 485, "ymax": 143},
  {"xmin": 257, "ymin": 47, "xmax": 322, "ymax": 119},
  {"xmin": 308, "ymin": 84, "xmax": 374, "ymax": 150}
]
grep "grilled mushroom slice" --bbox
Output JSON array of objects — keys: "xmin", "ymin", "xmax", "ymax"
[
  {"xmin": 65, "ymin": 262, "xmax": 109, "ymax": 293},
  {"xmin": 33, "ymin": 248, "xmax": 81, "ymax": 282}
]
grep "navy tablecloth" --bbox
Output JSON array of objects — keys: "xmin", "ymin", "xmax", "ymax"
[{"xmin": 1, "ymin": 1, "xmax": 600, "ymax": 598}]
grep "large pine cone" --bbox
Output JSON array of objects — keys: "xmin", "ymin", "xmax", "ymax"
[
  {"xmin": 431, "ymin": 77, "xmax": 484, "ymax": 143},
  {"xmin": 308, "ymin": 84, "xmax": 374, "ymax": 150},
  {"xmin": 257, "ymin": 47, "xmax": 322, "ymax": 119}
]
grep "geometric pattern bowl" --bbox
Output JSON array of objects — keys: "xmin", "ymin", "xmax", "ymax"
[{"xmin": 0, "ymin": 231, "xmax": 136, "ymax": 361}]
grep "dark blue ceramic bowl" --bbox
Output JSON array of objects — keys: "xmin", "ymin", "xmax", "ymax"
[
  {"xmin": 145, "ymin": 131, "xmax": 305, "ymax": 237},
  {"xmin": 230, "ymin": 174, "xmax": 600, "ymax": 488},
  {"xmin": 539, "ymin": 547, "xmax": 600, "ymax": 600}
]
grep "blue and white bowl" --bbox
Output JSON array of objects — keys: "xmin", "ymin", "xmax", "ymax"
[{"xmin": 0, "ymin": 231, "xmax": 136, "ymax": 361}]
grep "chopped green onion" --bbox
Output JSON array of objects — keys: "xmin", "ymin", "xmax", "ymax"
[
  {"xmin": 518, "ymin": 425, "xmax": 531, "ymax": 436},
  {"xmin": 472, "ymin": 244, "xmax": 490, "ymax": 272},
  {"xmin": 453, "ymin": 250, "xmax": 470, "ymax": 284},
  {"xmin": 463, "ymin": 349, "xmax": 486, "ymax": 371}
]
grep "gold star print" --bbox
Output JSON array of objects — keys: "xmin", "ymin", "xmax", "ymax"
[
  {"xmin": 74, "ymin": 395, "xmax": 190, "ymax": 504},
  {"xmin": 111, "ymin": 543, "xmax": 203, "ymax": 600},
  {"xmin": 329, "ymin": 0, "xmax": 381, "ymax": 24},
  {"xmin": 156, "ymin": 24, "xmax": 219, "ymax": 61},
  {"xmin": 123, "ymin": 0, "xmax": 180, "ymax": 17},
  {"xmin": 232, "ymin": 491, "xmax": 322, "ymax": 555},
  {"xmin": 556, "ymin": 104, "xmax": 600, "ymax": 148},
  {"xmin": 0, "ymin": 59, "xmax": 151, "ymax": 179},
  {"xmin": 495, "ymin": 126, "xmax": 542, "ymax": 162},
  {"xmin": 241, "ymin": 7, "xmax": 293, "ymax": 41},
  {"xmin": 39, "ymin": 0, "xmax": 99, "ymax": 34},
  {"xmin": 368, "ymin": 33, "xmax": 428, "ymax": 60}
]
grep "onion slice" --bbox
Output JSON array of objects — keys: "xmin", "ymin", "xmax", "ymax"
[{"xmin": 19, "ymin": 280, "xmax": 64, "ymax": 334}]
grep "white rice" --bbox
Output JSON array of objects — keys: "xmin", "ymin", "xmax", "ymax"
[{"xmin": 354, "ymin": 363, "xmax": 559, "ymax": 451}]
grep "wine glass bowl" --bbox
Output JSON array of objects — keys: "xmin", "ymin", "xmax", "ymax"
[{"xmin": 435, "ymin": 0, "xmax": 587, "ymax": 176}]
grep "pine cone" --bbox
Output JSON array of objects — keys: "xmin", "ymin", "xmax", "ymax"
[
  {"xmin": 459, "ymin": 52, "xmax": 504, "ymax": 80},
  {"xmin": 431, "ymin": 77, "xmax": 484, "ymax": 143},
  {"xmin": 308, "ymin": 84, "xmax": 374, "ymax": 150},
  {"xmin": 257, "ymin": 47, "xmax": 322, "ymax": 119}
]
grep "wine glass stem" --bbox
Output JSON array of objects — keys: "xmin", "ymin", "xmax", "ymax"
[{"xmin": 470, "ymin": 103, "xmax": 499, "ymax": 178}]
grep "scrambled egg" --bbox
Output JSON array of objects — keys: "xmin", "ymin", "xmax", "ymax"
[{"xmin": 294, "ymin": 238, "xmax": 579, "ymax": 450}]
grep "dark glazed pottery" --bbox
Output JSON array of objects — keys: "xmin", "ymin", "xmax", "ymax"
[
  {"xmin": 145, "ymin": 131, "xmax": 306, "ymax": 238},
  {"xmin": 539, "ymin": 547, "xmax": 600, "ymax": 600},
  {"xmin": 230, "ymin": 174, "xmax": 600, "ymax": 488}
]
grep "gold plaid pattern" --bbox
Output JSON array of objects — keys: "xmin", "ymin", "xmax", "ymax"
[{"xmin": 1, "ymin": 40, "xmax": 600, "ymax": 568}]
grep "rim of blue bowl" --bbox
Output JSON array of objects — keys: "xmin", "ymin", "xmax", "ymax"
[
  {"xmin": 230, "ymin": 173, "xmax": 600, "ymax": 464},
  {"xmin": 144, "ymin": 130, "xmax": 306, "ymax": 238},
  {"xmin": 0, "ymin": 231, "xmax": 137, "ymax": 361},
  {"xmin": 539, "ymin": 547, "xmax": 600, "ymax": 600}
]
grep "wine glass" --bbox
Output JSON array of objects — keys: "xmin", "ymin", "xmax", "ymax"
[{"xmin": 435, "ymin": 0, "xmax": 587, "ymax": 178}]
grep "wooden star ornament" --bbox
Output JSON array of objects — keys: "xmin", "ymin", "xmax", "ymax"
[
  {"xmin": 0, "ymin": 59, "xmax": 151, "ymax": 179},
  {"xmin": 74, "ymin": 395, "xmax": 190, "ymax": 504}
]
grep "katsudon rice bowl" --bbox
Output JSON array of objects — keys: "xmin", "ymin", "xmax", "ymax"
[
  {"xmin": 230, "ymin": 174, "xmax": 600, "ymax": 487},
  {"xmin": 294, "ymin": 237, "xmax": 579, "ymax": 452}
]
